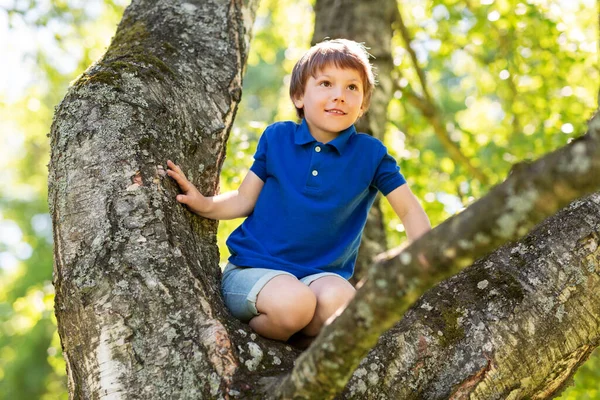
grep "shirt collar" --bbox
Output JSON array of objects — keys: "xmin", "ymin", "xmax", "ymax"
[{"xmin": 294, "ymin": 119, "xmax": 356, "ymax": 154}]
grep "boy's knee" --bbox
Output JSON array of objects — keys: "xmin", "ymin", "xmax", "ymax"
[
  {"xmin": 316, "ymin": 282, "xmax": 355, "ymax": 311},
  {"xmin": 260, "ymin": 281, "xmax": 317, "ymax": 332},
  {"xmin": 276, "ymin": 286, "xmax": 317, "ymax": 331}
]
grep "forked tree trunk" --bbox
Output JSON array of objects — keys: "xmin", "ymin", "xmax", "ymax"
[{"xmin": 49, "ymin": 1, "xmax": 600, "ymax": 398}]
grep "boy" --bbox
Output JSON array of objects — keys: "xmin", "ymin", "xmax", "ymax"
[{"xmin": 167, "ymin": 39, "xmax": 430, "ymax": 342}]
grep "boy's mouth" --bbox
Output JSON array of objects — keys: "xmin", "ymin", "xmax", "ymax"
[{"xmin": 325, "ymin": 108, "xmax": 347, "ymax": 115}]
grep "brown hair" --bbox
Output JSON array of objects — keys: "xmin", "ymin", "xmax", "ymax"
[{"xmin": 289, "ymin": 38, "xmax": 375, "ymax": 119}]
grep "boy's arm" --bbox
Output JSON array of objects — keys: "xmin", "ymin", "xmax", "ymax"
[
  {"xmin": 385, "ymin": 184, "xmax": 431, "ymax": 243},
  {"xmin": 166, "ymin": 160, "xmax": 264, "ymax": 220}
]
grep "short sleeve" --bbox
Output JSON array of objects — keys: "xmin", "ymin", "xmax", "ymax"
[
  {"xmin": 249, "ymin": 131, "xmax": 268, "ymax": 182},
  {"xmin": 372, "ymin": 146, "xmax": 406, "ymax": 195}
]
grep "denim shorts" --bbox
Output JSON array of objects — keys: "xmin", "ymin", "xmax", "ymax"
[{"xmin": 221, "ymin": 263, "xmax": 342, "ymax": 322}]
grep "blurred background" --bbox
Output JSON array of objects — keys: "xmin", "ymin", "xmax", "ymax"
[{"xmin": 0, "ymin": 0, "xmax": 598, "ymax": 398}]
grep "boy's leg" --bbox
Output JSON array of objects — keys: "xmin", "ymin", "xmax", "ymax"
[
  {"xmin": 249, "ymin": 275, "xmax": 317, "ymax": 341},
  {"xmin": 301, "ymin": 275, "xmax": 355, "ymax": 337}
]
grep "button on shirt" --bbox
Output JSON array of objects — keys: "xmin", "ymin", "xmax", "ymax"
[{"xmin": 226, "ymin": 119, "xmax": 406, "ymax": 279}]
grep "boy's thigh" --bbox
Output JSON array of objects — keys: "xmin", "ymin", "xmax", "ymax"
[{"xmin": 221, "ymin": 263, "xmax": 299, "ymax": 322}]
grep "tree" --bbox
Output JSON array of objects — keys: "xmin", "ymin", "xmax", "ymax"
[{"xmin": 48, "ymin": 0, "xmax": 600, "ymax": 398}]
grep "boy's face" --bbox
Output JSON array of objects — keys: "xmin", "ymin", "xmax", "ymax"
[{"xmin": 293, "ymin": 65, "xmax": 364, "ymax": 142}]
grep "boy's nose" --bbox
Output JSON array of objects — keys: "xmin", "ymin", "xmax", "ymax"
[{"xmin": 332, "ymin": 87, "xmax": 345, "ymax": 102}]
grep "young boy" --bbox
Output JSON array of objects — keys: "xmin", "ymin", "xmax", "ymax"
[{"xmin": 167, "ymin": 39, "xmax": 430, "ymax": 342}]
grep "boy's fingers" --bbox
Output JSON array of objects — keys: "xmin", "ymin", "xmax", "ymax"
[
  {"xmin": 173, "ymin": 165, "xmax": 186, "ymax": 178},
  {"xmin": 176, "ymin": 194, "xmax": 187, "ymax": 204},
  {"xmin": 167, "ymin": 160, "xmax": 187, "ymax": 178},
  {"xmin": 167, "ymin": 169, "xmax": 191, "ymax": 188},
  {"xmin": 166, "ymin": 160, "xmax": 176, "ymax": 172},
  {"xmin": 167, "ymin": 161, "xmax": 199, "ymax": 197}
]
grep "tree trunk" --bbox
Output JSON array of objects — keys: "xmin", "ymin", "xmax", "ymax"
[
  {"xmin": 49, "ymin": 1, "xmax": 600, "ymax": 399},
  {"xmin": 48, "ymin": 0, "xmax": 266, "ymax": 397},
  {"xmin": 312, "ymin": 0, "xmax": 399, "ymax": 282}
]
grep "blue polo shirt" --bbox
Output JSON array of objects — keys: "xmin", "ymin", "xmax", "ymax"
[{"xmin": 226, "ymin": 119, "xmax": 406, "ymax": 279}]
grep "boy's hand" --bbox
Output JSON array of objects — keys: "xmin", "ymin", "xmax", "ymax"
[{"xmin": 166, "ymin": 160, "xmax": 209, "ymax": 214}]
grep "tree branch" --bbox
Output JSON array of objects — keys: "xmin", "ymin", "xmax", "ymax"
[
  {"xmin": 394, "ymin": 7, "xmax": 491, "ymax": 185},
  {"xmin": 269, "ymin": 113, "xmax": 600, "ymax": 399},
  {"xmin": 397, "ymin": 79, "xmax": 490, "ymax": 184},
  {"xmin": 395, "ymin": 7, "xmax": 431, "ymax": 104},
  {"xmin": 339, "ymin": 191, "xmax": 600, "ymax": 398}
]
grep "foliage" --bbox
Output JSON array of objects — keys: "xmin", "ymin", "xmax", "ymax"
[
  {"xmin": 0, "ymin": 0, "xmax": 598, "ymax": 398},
  {"xmin": 381, "ymin": 0, "xmax": 598, "ymax": 249}
]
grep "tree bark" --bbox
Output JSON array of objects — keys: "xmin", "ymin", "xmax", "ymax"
[
  {"xmin": 49, "ymin": 1, "xmax": 600, "ymax": 399},
  {"xmin": 48, "ymin": 0, "xmax": 267, "ymax": 397},
  {"xmin": 312, "ymin": 0, "xmax": 399, "ymax": 282}
]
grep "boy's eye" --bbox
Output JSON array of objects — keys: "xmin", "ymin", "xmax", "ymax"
[
  {"xmin": 348, "ymin": 84, "xmax": 358, "ymax": 91},
  {"xmin": 319, "ymin": 81, "xmax": 331, "ymax": 87}
]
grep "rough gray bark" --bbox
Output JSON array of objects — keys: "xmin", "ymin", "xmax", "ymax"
[
  {"xmin": 312, "ymin": 0, "xmax": 399, "ymax": 282},
  {"xmin": 48, "ymin": 1, "xmax": 600, "ymax": 399}
]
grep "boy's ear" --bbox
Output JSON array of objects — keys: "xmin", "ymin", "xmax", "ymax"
[{"xmin": 293, "ymin": 96, "xmax": 304, "ymax": 109}]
